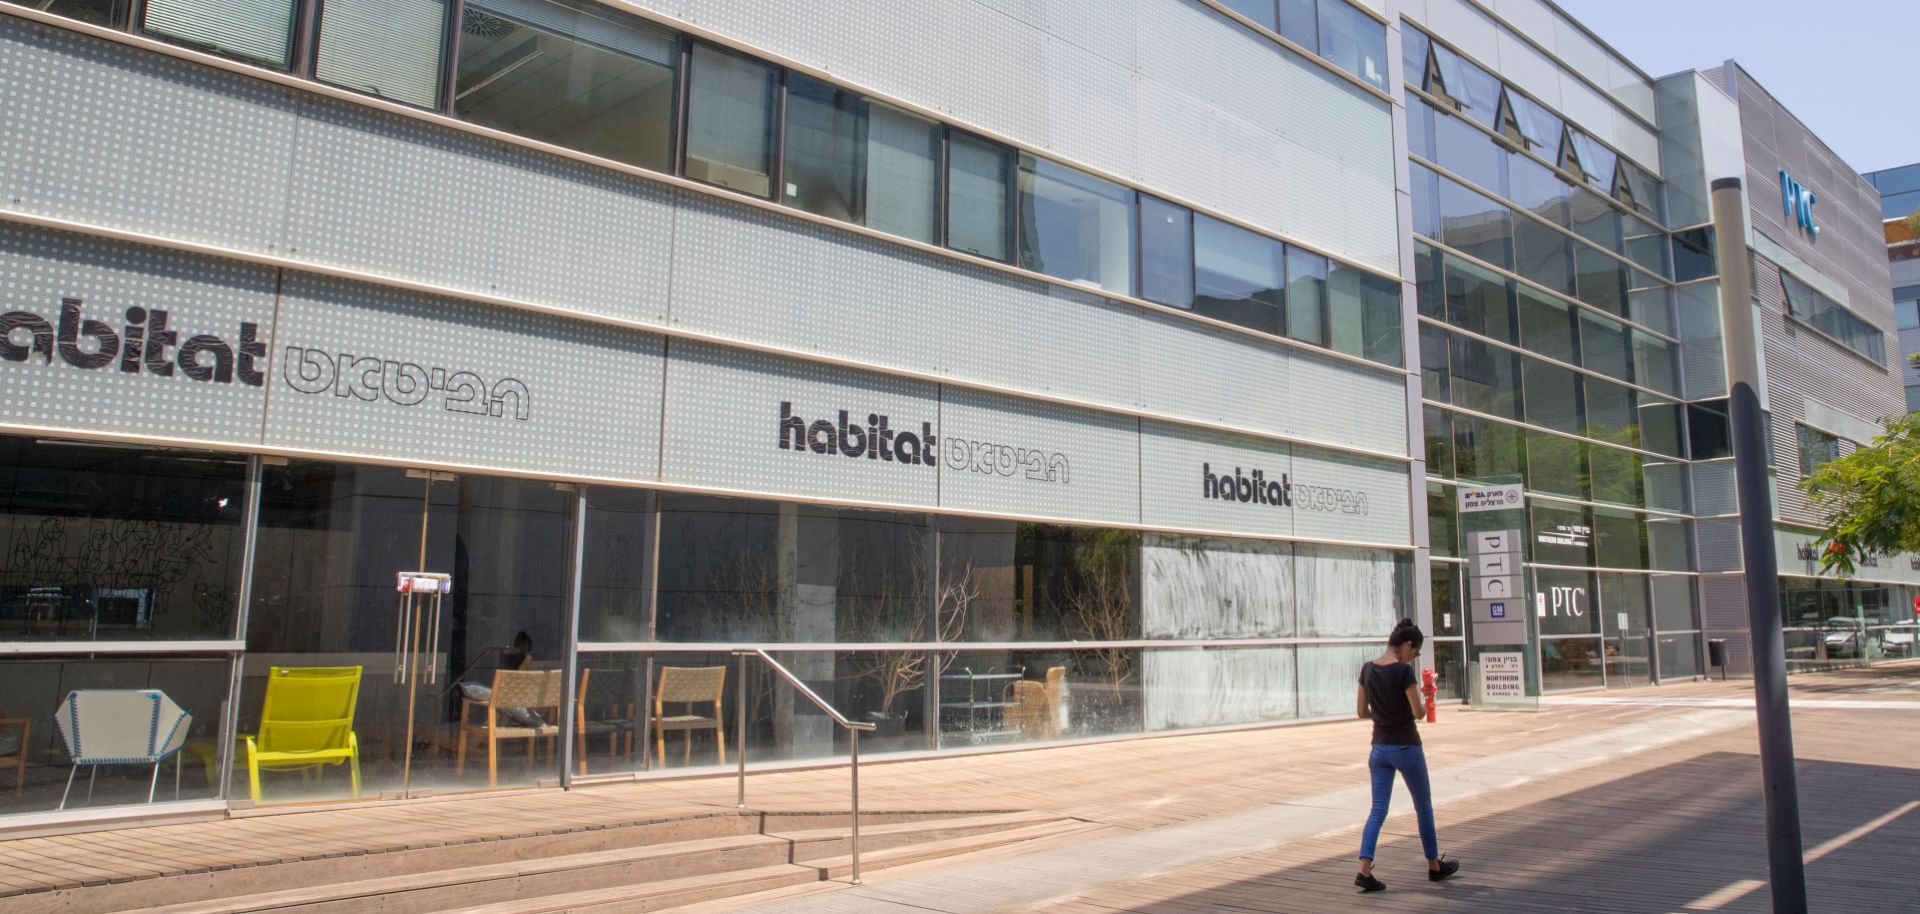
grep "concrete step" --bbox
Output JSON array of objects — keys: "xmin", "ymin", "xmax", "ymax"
[{"xmin": 437, "ymin": 818, "xmax": 1099, "ymax": 914}]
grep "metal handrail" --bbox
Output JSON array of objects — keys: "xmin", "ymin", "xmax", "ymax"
[{"xmin": 731, "ymin": 649, "xmax": 878, "ymax": 884}]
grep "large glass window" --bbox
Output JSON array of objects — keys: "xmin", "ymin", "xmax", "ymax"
[
  {"xmin": 1514, "ymin": 218, "xmax": 1574, "ymax": 296},
  {"xmin": 1580, "ymin": 311, "xmax": 1633, "ymax": 382},
  {"xmin": 1782, "ymin": 270, "xmax": 1887, "ymax": 363},
  {"xmin": 1447, "ymin": 334, "xmax": 1521, "ymax": 419},
  {"xmin": 1427, "ymin": 484, "xmax": 1457, "ymax": 556},
  {"xmin": 1285, "ymin": 247, "xmax": 1328, "ymax": 346},
  {"xmin": 1588, "ymin": 444, "xmax": 1644, "ymax": 507},
  {"xmin": 1429, "ymin": 41, "xmax": 1500, "ymax": 130},
  {"xmin": 576, "ymin": 487, "xmax": 657, "ymax": 643},
  {"xmin": 1506, "ymin": 92, "xmax": 1564, "ymax": 158},
  {"xmin": 1278, "ymin": 0, "xmax": 1316, "ymax": 48},
  {"xmin": 1522, "ymin": 359, "xmax": 1583, "ymax": 435},
  {"xmin": 1570, "ymin": 188, "xmax": 1621, "ymax": 252},
  {"xmin": 1632, "ymin": 331, "xmax": 1678, "ymax": 396},
  {"xmin": 1583, "ymin": 377, "xmax": 1640, "ymax": 448},
  {"xmin": 1897, "ymin": 299, "xmax": 1920, "ymax": 331},
  {"xmin": 1018, "ymin": 155, "xmax": 1137, "ymax": 295},
  {"xmin": 1420, "ymin": 324, "xmax": 1451, "ymax": 403},
  {"xmin": 1622, "ymin": 213, "xmax": 1669, "ymax": 279},
  {"xmin": 1531, "ymin": 504, "xmax": 1593, "ymax": 569},
  {"xmin": 1444, "ymin": 257, "xmax": 1514, "ymax": 343},
  {"xmin": 1517, "ymin": 286, "xmax": 1578, "ymax": 365},
  {"xmin": 1796, "ymin": 424, "xmax": 1842, "ymax": 477},
  {"xmin": 1328, "ymin": 261, "xmax": 1402, "ymax": 365},
  {"xmin": 1438, "ymin": 177, "xmax": 1513, "ymax": 270},
  {"xmin": 1219, "ymin": 0, "xmax": 1276, "ymax": 30},
  {"xmin": 1575, "ymin": 247, "xmax": 1630, "ymax": 317},
  {"xmin": 1139, "ymin": 196, "xmax": 1194, "ymax": 309},
  {"xmin": 1411, "ymin": 163, "xmax": 1441, "ymax": 240},
  {"xmin": 1507, "ymin": 154, "xmax": 1569, "ymax": 227},
  {"xmin": 0, "ymin": 437, "xmax": 248, "ymax": 643},
  {"xmin": 1407, "ymin": 96, "xmax": 1436, "ymax": 163},
  {"xmin": 1593, "ymin": 509, "xmax": 1647, "ymax": 570},
  {"xmin": 1434, "ymin": 109, "xmax": 1505, "ymax": 196},
  {"xmin": 781, "ymin": 74, "xmax": 871, "ymax": 225},
  {"xmin": 1526, "ymin": 432, "xmax": 1587, "ymax": 500},
  {"xmin": 683, "ymin": 43, "xmax": 778, "ymax": 197},
  {"xmin": 1194, "ymin": 215, "xmax": 1286, "ymax": 336},
  {"xmin": 314, "ymin": 0, "xmax": 449, "ymax": 109},
  {"xmin": 455, "ymin": 0, "xmax": 679, "ymax": 171},
  {"xmin": 1454, "ymin": 415, "xmax": 1524, "ymax": 481},
  {"xmin": 143, "ymin": 0, "xmax": 296, "ymax": 68},
  {"xmin": 1672, "ymin": 227, "xmax": 1715, "ymax": 283},
  {"xmin": 947, "ymin": 132, "xmax": 1016, "ymax": 262},
  {"xmin": 1315, "ymin": 0, "xmax": 1386, "ymax": 90},
  {"xmin": 864, "ymin": 105, "xmax": 944, "ymax": 244},
  {"xmin": 1424, "ymin": 407, "xmax": 1455, "ymax": 479},
  {"xmin": 36, "ymin": 0, "xmax": 128, "ymax": 28}
]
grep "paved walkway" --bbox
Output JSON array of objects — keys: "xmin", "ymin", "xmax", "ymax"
[{"xmin": 3, "ymin": 662, "xmax": 1916, "ymax": 913}]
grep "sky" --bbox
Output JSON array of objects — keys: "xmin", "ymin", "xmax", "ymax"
[{"xmin": 1554, "ymin": 0, "xmax": 1920, "ymax": 175}]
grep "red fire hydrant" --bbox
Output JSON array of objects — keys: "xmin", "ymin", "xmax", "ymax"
[{"xmin": 1421, "ymin": 667, "xmax": 1438, "ymax": 723}]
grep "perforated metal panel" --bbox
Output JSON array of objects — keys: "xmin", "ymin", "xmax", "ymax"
[
  {"xmin": 286, "ymin": 96, "xmax": 676, "ymax": 324},
  {"xmin": 1694, "ymin": 518, "xmax": 1742, "ymax": 573},
  {"xmin": 264, "ymin": 272, "xmax": 664, "ymax": 479},
  {"xmin": 0, "ymin": 223, "xmax": 277, "ymax": 442},
  {"xmin": 0, "ymin": 17, "xmax": 297, "ymax": 253},
  {"xmin": 1139, "ymin": 418, "xmax": 1294, "ymax": 538},
  {"xmin": 1287, "ymin": 351, "xmax": 1407, "ymax": 454},
  {"xmin": 936, "ymin": 387, "xmax": 1139, "ymax": 525},
  {"xmin": 1137, "ymin": 311, "xmax": 1290, "ymax": 435},
  {"xmin": 1290, "ymin": 445, "xmax": 1411, "ymax": 545},
  {"xmin": 660, "ymin": 340, "xmax": 940, "ymax": 506},
  {"xmin": 1690, "ymin": 461, "xmax": 1737, "ymax": 518}
]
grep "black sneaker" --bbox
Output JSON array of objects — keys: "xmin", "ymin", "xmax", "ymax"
[
  {"xmin": 1354, "ymin": 873, "xmax": 1387, "ymax": 893},
  {"xmin": 1428, "ymin": 858, "xmax": 1461, "ymax": 882}
]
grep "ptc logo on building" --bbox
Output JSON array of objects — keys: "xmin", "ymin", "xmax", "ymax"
[{"xmin": 1780, "ymin": 170, "xmax": 1819, "ymax": 236}]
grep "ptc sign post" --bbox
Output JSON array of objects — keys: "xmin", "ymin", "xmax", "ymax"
[{"xmin": 1458, "ymin": 484, "xmax": 1537, "ymax": 708}]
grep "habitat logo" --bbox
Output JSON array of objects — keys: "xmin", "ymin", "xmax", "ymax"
[
  {"xmin": 1, "ymin": 298, "xmax": 266, "ymax": 385},
  {"xmin": 1200, "ymin": 463, "xmax": 1369, "ymax": 516},
  {"xmin": 777, "ymin": 402, "xmax": 937, "ymax": 467}
]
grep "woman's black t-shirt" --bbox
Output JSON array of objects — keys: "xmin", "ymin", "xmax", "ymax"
[{"xmin": 1359, "ymin": 660, "xmax": 1420, "ymax": 746}]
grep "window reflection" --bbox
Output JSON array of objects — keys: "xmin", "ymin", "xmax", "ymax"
[
  {"xmin": 1018, "ymin": 155, "xmax": 1137, "ymax": 295},
  {"xmin": 684, "ymin": 44, "xmax": 778, "ymax": 197},
  {"xmin": 1194, "ymin": 215, "xmax": 1286, "ymax": 335}
]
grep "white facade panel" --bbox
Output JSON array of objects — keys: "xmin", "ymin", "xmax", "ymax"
[
  {"xmin": 1557, "ymin": 76, "xmax": 1617, "ymax": 148},
  {"xmin": 660, "ymin": 341, "xmax": 942, "ymax": 507},
  {"xmin": 264, "ymin": 273, "xmax": 665, "ymax": 480},
  {"xmin": 1286, "ymin": 351, "xmax": 1408, "ymax": 454},
  {"xmin": 1489, "ymin": 0, "xmax": 1556, "ymax": 49},
  {"xmin": 1493, "ymin": 30, "xmax": 1562, "ymax": 112},
  {"xmin": 1290, "ymin": 446, "xmax": 1412, "ymax": 545},
  {"xmin": 1137, "ymin": 312, "xmax": 1293, "ymax": 436},
  {"xmin": 1423, "ymin": 0, "xmax": 1499, "ymax": 64},
  {"xmin": 937, "ymin": 387, "xmax": 1141, "ymax": 526},
  {"xmin": 1140, "ymin": 420, "xmax": 1296, "ymax": 539}
]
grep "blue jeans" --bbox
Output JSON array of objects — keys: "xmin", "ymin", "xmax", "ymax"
[{"xmin": 1358, "ymin": 743, "xmax": 1438, "ymax": 862}]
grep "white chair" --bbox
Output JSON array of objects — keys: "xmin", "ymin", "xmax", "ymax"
[{"xmin": 52, "ymin": 690, "xmax": 193, "ymax": 810}]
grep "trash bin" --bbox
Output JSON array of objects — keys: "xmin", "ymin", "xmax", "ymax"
[{"xmin": 1706, "ymin": 639, "xmax": 1728, "ymax": 680}]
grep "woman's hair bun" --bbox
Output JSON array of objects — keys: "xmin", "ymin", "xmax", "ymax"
[{"xmin": 1396, "ymin": 617, "xmax": 1415, "ymax": 629}]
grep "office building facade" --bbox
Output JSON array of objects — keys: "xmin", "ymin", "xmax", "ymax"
[
  {"xmin": 1863, "ymin": 161, "xmax": 1920, "ymax": 413},
  {"xmin": 0, "ymin": 0, "xmax": 1904, "ymax": 832}
]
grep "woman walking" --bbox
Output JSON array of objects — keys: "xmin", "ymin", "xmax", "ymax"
[{"xmin": 1353, "ymin": 618, "xmax": 1458, "ymax": 893}]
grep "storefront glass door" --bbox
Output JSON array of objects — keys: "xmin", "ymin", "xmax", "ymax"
[{"xmin": 243, "ymin": 459, "xmax": 574, "ymax": 805}]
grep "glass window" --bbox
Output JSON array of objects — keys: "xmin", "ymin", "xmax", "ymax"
[
  {"xmin": 1652, "ymin": 574, "xmax": 1697, "ymax": 632},
  {"xmin": 1672, "ymin": 227, "xmax": 1715, "ymax": 283},
  {"xmin": 1632, "ymin": 331, "xmax": 1678, "ymax": 395},
  {"xmin": 1219, "ymin": 0, "xmax": 1276, "ymax": 30},
  {"xmin": 1575, "ymin": 247, "xmax": 1630, "ymax": 317},
  {"xmin": 455, "ymin": 0, "xmax": 679, "ymax": 171},
  {"xmin": 1527, "ymin": 431, "xmax": 1587, "ymax": 500},
  {"xmin": 1447, "ymin": 334, "xmax": 1521, "ymax": 419},
  {"xmin": 1438, "ymin": 177, "xmax": 1513, "ymax": 270},
  {"xmin": 1579, "ymin": 312, "xmax": 1632, "ymax": 382},
  {"xmin": 1796, "ymin": 424, "xmax": 1841, "ymax": 477},
  {"xmin": 1328, "ymin": 262, "xmax": 1402, "ymax": 365},
  {"xmin": 1514, "ymin": 218, "xmax": 1574, "ymax": 297},
  {"xmin": 1619, "ymin": 160, "xmax": 1664, "ymax": 223},
  {"xmin": 1583, "ymin": 377, "xmax": 1639, "ymax": 448},
  {"xmin": 1908, "ymin": 385, "xmax": 1920, "ymax": 414},
  {"xmin": 1427, "ymin": 483, "xmax": 1457, "ymax": 557},
  {"xmin": 946, "ymin": 132, "xmax": 1016, "ymax": 262},
  {"xmin": 1593, "ymin": 508, "xmax": 1647, "ymax": 570},
  {"xmin": 1687, "ymin": 401, "xmax": 1732, "ymax": 461},
  {"xmin": 1570, "ymin": 187, "xmax": 1622, "ymax": 252},
  {"xmin": 1517, "ymin": 286, "xmax": 1578, "ymax": 365},
  {"xmin": 1285, "ymin": 247, "xmax": 1328, "ymax": 346},
  {"xmin": 1531, "ymin": 505, "xmax": 1594, "ymax": 569},
  {"xmin": 1641, "ymin": 401, "xmax": 1684, "ymax": 459},
  {"xmin": 1567, "ymin": 131, "xmax": 1618, "ymax": 194},
  {"xmin": 864, "ymin": 104, "xmax": 943, "ymax": 244},
  {"xmin": 1424, "ymin": 405, "xmax": 1455, "ymax": 476},
  {"xmin": 1411, "ymin": 163, "xmax": 1441, "ymax": 240},
  {"xmin": 684, "ymin": 43, "xmax": 778, "ymax": 197},
  {"xmin": 1506, "ymin": 92, "xmax": 1564, "ymax": 156},
  {"xmin": 1434, "ymin": 109, "xmax": 1504, "ymax": 194},
  {"xmin": 0, "ymin": 436, "xmax": 248, "ymax": 642},
  {"xmin": 1622, "ymin": 213, "xmax": 1668, "ymax": 278},
  {"xmin": 777, "ymin": 83, "xmax": 945, "ymax": 239},
  {"xmin": 1781, "ymin": 270, "xmax": 1887, "ymax": 363},
  {"xmin": 1278, "ymin": 0, "xmax": 1316, "ymax": 49},
  {"xmin": 39, "ymin": 0, "xmax": 128, "ymax": 28},
  {"xmin": 314, "ymin": 0, "xmax": 448, "ymax": 108},
  {"xmin": 1430, "ymin": 41, "xmax": 1499, "ymax": 129},
  {"xmin": 143, "ymin": 0, "xmax": 297, "ymax": 68},
  {"xmin": 1508, "ymin": 154, "xmax": 1569, "ymax": 226},
  {"xmin": 1018, "ymin": 154, "xmax": 1137, "ymax": 295},
  {"xmin": 1522, "ymin": 358, "xmax": 1583, "ymax": 435},
  {"xmin": 576, "ymin": 487, "xmax": 656, "ymax": 642},
  {"xmin": 1316, "ymin": 0, "xmax": 1387, "ymax": 90},
  {"xmin": 1194, "ymin": 215, "xmax": 1286, "ymax": 336},
  {"xmin": 1139, "ymin": 196, "xmax": 1194, "ymax": 309},
  {"xmin": 1454, "ymin": 416, "xmax": 1524, "ymax": 481},
  {"xmin": 1407, "ymin": 96, "xmax": 1436, "ymax": 162},
  {"xmin": 1420, "ymin": 323, "xmax": 1450, "ymax": 402},
  {"xmin": 1588, "ymin": 444, "xmax": 1644, "ymax": 506},
  {"xmin": 1897, "ymin": 299, "xmax": 1920, "ymax": 331},
  {"xmin": 1403, "ymin": 25, "xmax": 1430, "ymax": 91},
  {"xmin": 1444, "ymin": 257, "xmax": 1514, "ymax": 343},
  {"xmin": 1415, "ymin": 241, "xmax": 1443, "ymax": 318},
  {"xmin": 1627, "ymin": 284, "xmax": 1674, "ymax": 337}
]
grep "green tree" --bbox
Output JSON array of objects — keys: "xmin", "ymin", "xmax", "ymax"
[{"xmin": 1801, "ymin": 412, "xmax": 1920, "ymax": 574}]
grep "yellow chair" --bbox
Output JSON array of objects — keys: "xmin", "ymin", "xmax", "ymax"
[
  {"xmin": 649, "ymin": 666, "xmax": 726, "ymax": 767},
  {"xmin": 243, "ymin": 666, "xmax": 363, "ymax": 803}
]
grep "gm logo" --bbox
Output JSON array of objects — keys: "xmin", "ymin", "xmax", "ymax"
[{"xmin": 1780, "ymin": 170, "xmax": 1819, "ymax": 236}]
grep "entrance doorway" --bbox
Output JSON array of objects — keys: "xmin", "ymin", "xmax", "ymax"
[{"xmin": 242, "ymin": 460, "xmax": 574, "ymax": 805}]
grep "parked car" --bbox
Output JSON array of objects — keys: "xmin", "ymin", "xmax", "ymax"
[{"xmin": 1821, "ymin": 618, "xmax": 1865, "ymax": 659}]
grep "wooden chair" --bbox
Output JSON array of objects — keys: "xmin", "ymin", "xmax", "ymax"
[
  {"xmin": 456, "ymin": 669, "xmax": 563, "ymax": 788},
  {"xmin": 1005, "ymin": 680, "xmax": 1049, "ymax": 738},
  {"xmin": 0, "ymin": 715, "xmax": 28, "ymax": 799},
  {"xmin": 649, "ymin": 666, "xmax": 726, "ymax": 767},
  {"xmin": 573, "ymin": 668, "xmax": 638, "ymax": 776}
]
